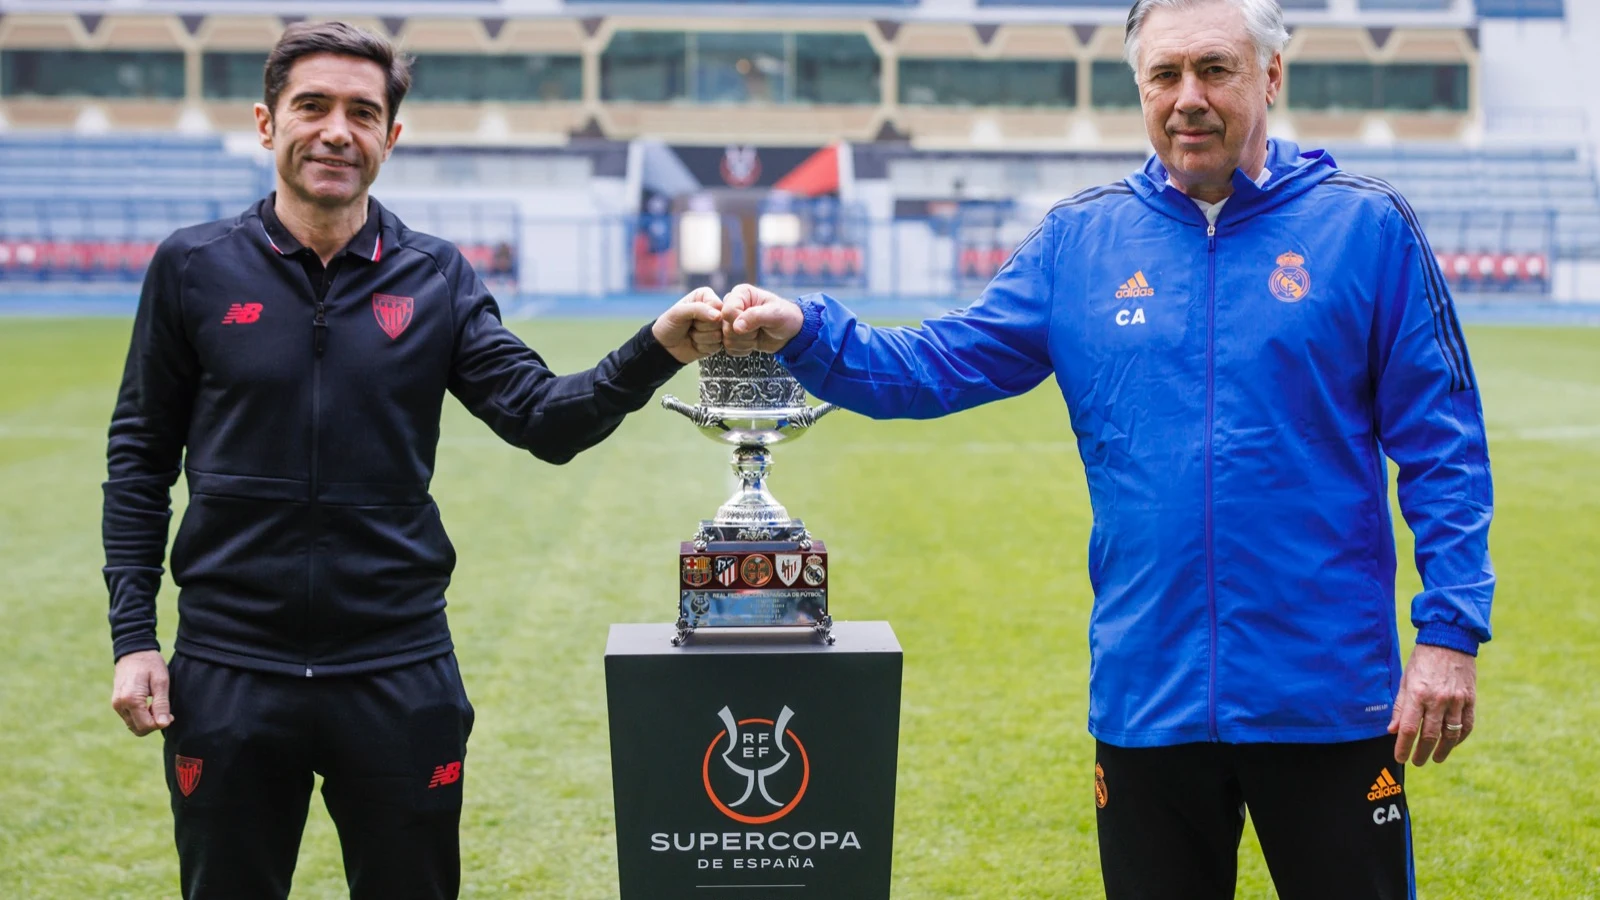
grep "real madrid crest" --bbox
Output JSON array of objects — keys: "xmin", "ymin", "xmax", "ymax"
[
  {"xmin": 801, "ymin": 554, "xmax": 827, "ymax": 587},
  {"xmin": 1269, "ymin": 251, "xmax": 1310, "ymax": 303}
]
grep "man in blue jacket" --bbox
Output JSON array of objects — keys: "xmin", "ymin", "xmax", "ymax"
[
  {"xmin": 103, "ymin": 22, "xmax": 723, "ymax": 900},
  {"xmin": 721, "ymin": 1, "xmax": 1492, "ymax": 897}
]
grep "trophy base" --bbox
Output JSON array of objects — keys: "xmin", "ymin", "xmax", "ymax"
[{"xmin": 676, "ymin": 539, "xmax": 832, "ymax": 646}]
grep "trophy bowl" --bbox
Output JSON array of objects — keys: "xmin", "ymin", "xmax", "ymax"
[
  {"xmin": 661, "ymin": 351, "xmax": 834, "ymax": 447},
  {"xmin": 661, "ymin": 352, "xmax": 834, "ymax": 538}
]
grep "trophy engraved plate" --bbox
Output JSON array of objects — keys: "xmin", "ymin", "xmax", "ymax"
[{"xmin": 663, "ymin": 352, "xmax": 836, "ymax": 644}]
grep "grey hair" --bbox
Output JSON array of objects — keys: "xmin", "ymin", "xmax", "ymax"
[{"xmin": 1124, "ymin": 0, "xmax": 1289, "ymax": 73}]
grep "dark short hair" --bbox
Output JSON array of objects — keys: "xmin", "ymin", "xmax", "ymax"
[{"xmin": 263, "ymin": 21, "xmax": 413, "ymax": 126}]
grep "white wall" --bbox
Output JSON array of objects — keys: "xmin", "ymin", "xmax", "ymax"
[{"xmin": 1479, "ymin": 9, "xmax": 1595, "ymax": 157}]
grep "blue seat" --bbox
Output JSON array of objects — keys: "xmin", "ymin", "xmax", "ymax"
[{"xmin": 1476, "ymin": 0, "xmax": 1564, "ymax": 17}]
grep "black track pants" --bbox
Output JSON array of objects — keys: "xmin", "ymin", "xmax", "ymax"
[
  {"xmin": 1095, "ymin": 736, "xmax": 1413, "ymax": 900},
  {"xmin": 161, "ymin": 653, "xmax": 475, "ymax": 900}
]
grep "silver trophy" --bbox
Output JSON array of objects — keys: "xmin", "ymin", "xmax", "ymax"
[{"xmin": 663, "ymin": 352, "xmax": 836, "ymax": 643}]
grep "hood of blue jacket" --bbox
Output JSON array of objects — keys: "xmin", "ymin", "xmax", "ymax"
[{"xmin": 1125, "ymin": 138, "xmax": 1339, "ymax": 226}]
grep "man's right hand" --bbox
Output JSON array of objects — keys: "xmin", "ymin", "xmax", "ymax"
[
  {"xmin": 112, "ymin": 649, "xmax": 173, "ymax": 737},
  {"xmin": 721, "ymin": 284, "xmax": 803, "ymax": 356}
]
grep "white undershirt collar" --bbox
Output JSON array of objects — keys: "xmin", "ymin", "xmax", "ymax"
[{"xmin": 1168, "ymin": 166, "xmax": 1273, "ymax": 225}]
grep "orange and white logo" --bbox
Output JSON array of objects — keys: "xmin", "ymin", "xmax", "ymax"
[
  {"xmin": 1367, "ymin": 768, "xmax": 1402, "ymax": 801},
  {"xmin": 1094, "ymin": 762, "xmax": 1109, "ymax": 809},
  {"xmin": 1269, "ymin": 251, "xmax": 1311, "ymax": 303},
  {"xmin": 703, "ymin": 706, "xmax": 810, "ymax": 825},
  {"xmin": 1114, "ymin": 271, "xmax": 1155, "ymax": 299}
]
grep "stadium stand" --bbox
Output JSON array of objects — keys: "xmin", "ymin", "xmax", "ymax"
[
  {"xmin": 0, "ymin": 134, "xmax": 261, "ymax": 281},
  {"xmin": 1334, "ymin": 145, "xmax": 1596, "ymax": 293},
  {"xmin": 0, "ymin": 134, "xmax": 521, "ymax": 288},
  {"xmin": 0, "ymin": 2, "xmax": 1591, "ymax": 301}
]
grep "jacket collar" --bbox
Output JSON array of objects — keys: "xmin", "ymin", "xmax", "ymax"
[
  {"xmin": 1125, "ymin": 138, "xmax": 1338, "ymax": 226},
  {"xmin": 258, "ymin": 192, "xmax": 387, "ymax": 264}
]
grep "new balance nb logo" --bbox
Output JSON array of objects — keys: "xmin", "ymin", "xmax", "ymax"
[
  {"xmin": 428, "ymin": 761, "xmax": 463, "ymax": 789},
  {"xmin": 1366, "ymin": 768, "xmax": 1402, "ymax": 801},
  {"xmin": 221, "ymin": 303, "xmax": 263, "ymax": 325},
  {"xmin": 1114, "ymin": 271, "xmax": 1155, "ymax": 299}
]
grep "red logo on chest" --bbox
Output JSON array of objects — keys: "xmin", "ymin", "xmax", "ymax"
[
  {"xmin": 372, "ymin": 293, "xmax": 414, "ymax": 339},
  {"xmin": 221, "ymin": 303, "xmax": 262, "ymax": 325}
]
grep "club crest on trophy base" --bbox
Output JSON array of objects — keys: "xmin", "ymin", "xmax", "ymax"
[{"xmin": 662, "ymin": 351, "xmax": 836, "ymax": 645}]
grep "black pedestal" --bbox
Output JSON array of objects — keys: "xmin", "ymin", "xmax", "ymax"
[{"xmin": 605, "ymin": 622, "xmax": 903, "ymax": 899}]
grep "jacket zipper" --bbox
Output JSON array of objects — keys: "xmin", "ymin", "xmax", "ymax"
[
  {"xmin": 307, "ymin": 269, "xmax": 331, "ymax": 678},
  {"xmin": 1205, "ymin": 221, "xmax": 1219, "ymax": 741}
]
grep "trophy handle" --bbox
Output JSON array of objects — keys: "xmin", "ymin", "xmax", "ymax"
[
  {"xmin": 661, "ymin": 395, "xmax": 696, "ymax": 419},
  {"xmin": 662, "ymin": 395, "xmax": 725, "ymax": 430},
  {"xmin": 796, "ymin": 402, "xmax": 837, "ymax": 427}
]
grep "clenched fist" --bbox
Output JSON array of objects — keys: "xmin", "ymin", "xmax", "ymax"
[
  {"xmin": 652, "ymin": 287, "xmax": 726, "ymax": 363},
  {"xmin": 720, "ymin": 284, "xmax": 803, "ymax": 357}
]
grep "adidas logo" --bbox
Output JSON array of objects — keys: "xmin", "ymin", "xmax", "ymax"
[
  {"xmin": 1114, "ymin": 271, "xmax": 1155, "ymax": 299},
  {"xmin": 1366, "ymin": 768, "xmax": 1402, "ymax": 801}
]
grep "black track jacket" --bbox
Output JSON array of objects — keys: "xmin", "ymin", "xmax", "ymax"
[{"xmin": 103, "ymin": 196, "xmax": 683, "ymax": 676}]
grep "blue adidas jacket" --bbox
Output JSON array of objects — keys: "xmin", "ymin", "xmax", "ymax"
[{"xmin": 779, "ymin": 140, "xmax": 1494, "ymax": 747}]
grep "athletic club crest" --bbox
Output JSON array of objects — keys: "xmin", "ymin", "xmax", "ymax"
[
  {"xmin": 175, "ymin": 756, "xmax": 203, "ymax": 797},
  {"xmin": 372, "ymin": 292, "xmax": 414, "ymax": 339},
  {"xmin": 775, "ymin": 553, "xmax": 801, "ymax": 587}
]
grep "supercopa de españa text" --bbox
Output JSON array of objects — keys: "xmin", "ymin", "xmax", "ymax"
[{"xmin": 652, "ymin": 830, "xmax": 863, "ymax": 869}]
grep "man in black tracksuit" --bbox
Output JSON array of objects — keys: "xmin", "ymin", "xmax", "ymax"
[{"xmin": 102, "ymin": 22, "xmax": 724, "ymax": 899}]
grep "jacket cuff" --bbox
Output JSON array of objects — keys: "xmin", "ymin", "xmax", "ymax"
[
  {"xmin": 778, "ymin": 295, "xmax": 825, "ymax": 363},
  {"xmin": 618, "ymin": 320, "xmax": 687, "ymax": 390},
  {"xmin": 1415, "ymin": 622, "xmax": 1481, "ymax": 657},
  {"xmin": 113, "ymin": 635, "xmax": 162, "ymax": 664}
]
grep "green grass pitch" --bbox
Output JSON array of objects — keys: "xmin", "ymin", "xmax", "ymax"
[{"xmin": 0, "ymin": 318, "xmax": 1596, "ymax": 898}]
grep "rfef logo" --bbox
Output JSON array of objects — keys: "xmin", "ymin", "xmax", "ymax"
[{"xmin": 703, "ymin": 706, "xmax": 809, "ymax": 825}]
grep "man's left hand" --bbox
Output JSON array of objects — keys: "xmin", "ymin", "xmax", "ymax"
[
  {"xmin": 653, "ymin": 288, "xmax": 725, "ymax": 364},
  {"xmin": 1388, "ymin": 643, "xmax": 1477, "ymax": 766}
]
